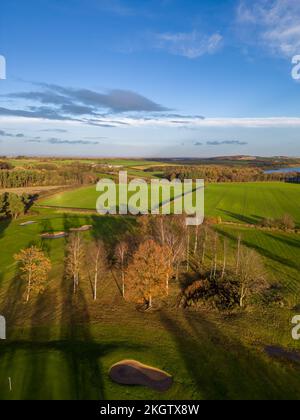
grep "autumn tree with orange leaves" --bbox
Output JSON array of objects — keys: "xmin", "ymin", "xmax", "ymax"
[
  {"xmin": 15, "ymin": 246, "xmax": 51, "ymax": 303},
  {"xmin": 126, "ymin": 239, "xmax": 173, "ymax": 308}
]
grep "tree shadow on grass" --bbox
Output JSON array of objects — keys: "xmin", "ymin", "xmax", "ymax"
[
  {"xmin": 218, "ymin": 209, "xmax": 259, "ymax": 225},
  {"xmin": 216, "ymin": 227, "xmax": 300, "ymax": 272},
  {"xmin": 0, "ymin": 218, "xmax": 11, "ymax": 237},
  {"xmin": 160, "ymin": 311, "xmax": 300, "ymax": 400},
  {"xmin": 0, "ymin": 256, "xmax": 145, "ymax": 400},
  {"xmin": 264, "ymin": 232, "xmax": 300, "ymax": 251},
  {"xmin": 90, "ymin": 215, "xmax": 136, "ymax": 246}
]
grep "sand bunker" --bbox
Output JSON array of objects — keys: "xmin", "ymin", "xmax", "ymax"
[
  {"xmin": 20, "ymin": 221, "xmax": 37, "ymax": 226},
  {"xmin": 69, "ymin": 225, "xmax": 93, "ymax": 232},
  {"xmin": 109, "ymin": 360, "xmax": 173, "ymax": 392},
  {"xmin": 41, "ymin": 232, "xmax": 67, "ymax": 239}
]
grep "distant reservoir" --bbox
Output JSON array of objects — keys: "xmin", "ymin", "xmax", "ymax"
[{"xmin": 264, "ymin": 167, "xmax": 300, "ymax": 174}]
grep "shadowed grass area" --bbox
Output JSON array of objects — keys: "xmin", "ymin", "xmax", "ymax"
[{"xmin": 1, "ymin": 309, "xmax": 300, "ymax": 400}]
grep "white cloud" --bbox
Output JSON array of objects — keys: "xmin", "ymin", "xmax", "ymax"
[
  {"xmin": 155, "ymin": 30, "xmax": 223, "ymax": 59},
  {"xmin": 237, "ymin": 0, "xmax": 300, "ymax": 57},
  {"xmin": 2, "ymin": 115, "xmax": 300, "ymax": 129}
]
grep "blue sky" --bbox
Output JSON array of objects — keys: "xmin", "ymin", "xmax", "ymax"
[{"xmin": 0, "ymin": 0, "xmax": 300, "ymax": 157}]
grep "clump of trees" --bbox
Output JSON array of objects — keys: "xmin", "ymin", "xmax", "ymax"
[
  {"xmin": 14, "ymin": 246, "xmax": 52, "ymax": 302},
  {"xmin": 181, "ymin": 228, "xmax": 269, "ymax": 310},
  {"xmin": 113, "ymin": 216, "xmax": 270, "ymax": 311},
  {"xmin": 0, "ymin": 161, "xmax": 13, "ymax": 170},
  {"xmin": 0, "ymin": 163, "xmax": 99, "ymax": 189},
  {"xmin": 113, "ymin": 215, "xmax": 187, "ymax": 308},
  {"xmin": 65, "ymin": 233, "xmax": 109, "ymax": 300},
  {"xmin": 261, "ymin": 214, "xmax": 296, "ymax": 231},
  {"xmin": 0, "ymin": 192, "xmax": 36, "ymax": 219},
  {"xmin": 11, "ymin": 215, "xmax": 272, "ymax": 313}
]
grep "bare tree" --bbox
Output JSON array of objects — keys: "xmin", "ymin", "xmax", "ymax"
[
  {"xmin": 236, "ymin": 234, "xmax": 242, "ymax": 275},
  {"xmin": 201, "ymin": 227, "xmax": 208, "ymax": 265},
  {"xmin": 115, "ymin": 241, "xmax": 129, "ymax": 298},
  {"xmin": 237, "ymin": 247, "xmax": 267, "ymax": 308},
  {"xmin": 193, "ymin": 224, "xmax": 200, "ymax": 255},
  {"xmin": 65, "ymin": 233, "xmax": 85, "ymax": 294},
  {"xmin": 87, "ymin": 240, "xmax": 107, "ymax": 301},
  {"xmin": 221, "ymin": 239, "xmax": 227, "ymax": 279}
]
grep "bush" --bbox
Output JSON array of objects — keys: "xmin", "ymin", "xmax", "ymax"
[{"xmin": 261, "ymin": 214, "xmax": 296, "ymax": 231}]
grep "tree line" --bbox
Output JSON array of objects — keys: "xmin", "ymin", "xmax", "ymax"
[
  {"xmin": 147, "ymin": 165, "xmax": 298, "ymax": 183},
  {"xmin": 0, "ymin": 162, "xmax": 100, "ymax": 188}
]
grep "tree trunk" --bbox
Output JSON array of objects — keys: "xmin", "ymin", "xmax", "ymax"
[
  {"xmin": 186, "ymin": 228, "xmax": 190, "ymax": 272},
  {"xmin": 26, "ymin": 272, "xmax": 32, "ymax": 303},
  {"xmin": 160, "ymin": 218, "xmax": 165, "ymax": 245},
  {"xmin": 239, "ymin": 285, "xmax": 246, "ymax": 308},
  {"xmin": 236, "ymin": 235, "xmax": 241, "ymax": 274},
  {"xmin": 94, "ymin": 254, "xmax": 99, "ymax": 301},
  {"xmin": 221, "ymin": 240, "xmax": 227, "ymax": 279},
  {"xmin": 122, "ymin": 271, "xmax": 125, "ymax": 299},
  {"xmin": 213, "ymin": 234, "xmax": 218, "ymax": 278},
  {"xmin": 202, "ymin": 228, "xmax": 207, "ymax": 264},
  {"xmin": 194, "ymin": 225, "xmax": 199, "ymax": 255},
  {"xmin": 94, "ymin": 270, "xmax": 98, "ymax": 301}
]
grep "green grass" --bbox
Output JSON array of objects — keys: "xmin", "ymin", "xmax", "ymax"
[
  {"xmin": 39, "ymin": 182, "xmax": 300, "ymax": 227},
  {"xmin": 1, "ymin": 309, "xmax": 300, "ymax": 400},
  {"xmin": 205, "ymin": 182, "xmax": 300, "ymax": 226},
  {"xmin": 215, "ymin": 225, "xmax": 300, "ymax": 300},
  {"xmin": 1, "ymin": 203, "xmax": 300, "ymax": 399}
]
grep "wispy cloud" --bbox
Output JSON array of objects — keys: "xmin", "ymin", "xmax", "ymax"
[
  {"xmin": 0, "ymin": 129, "xmax": 25, "ymax": 138},
  {"xmin": 154, "ymin": 30, "xmax": 223, "ymax": 59},
  {"xmin": 206, "ymin": 140, "xmax": 248, "ymax": 146},
  {"xmin": 237, "ymin": 0, "xmax": 300, "ymax": 57},
  {"xmin": 39, "ymin": 128, "xmax": 69, "ymax": 133},
  {"xmin": 27, "ymin": 138, "xmax": 101, "ymax": 146},
  {"xmin": 194, "ymin": 140, "xmax": 248, "ymax": 146}
]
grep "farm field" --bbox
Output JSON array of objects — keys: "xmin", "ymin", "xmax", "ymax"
[
  {"xmin": 39, "ymin": 182, "xmax": 300, "ymax": 226},
  {"xmin": 0, "ymin": 210, "xmax": 300, "ymax": 400},
  {"xmin": 7, "ymin": 158, "xmax": 162, "ymax": 169}
]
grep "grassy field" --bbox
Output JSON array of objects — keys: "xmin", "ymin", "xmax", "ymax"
[
  {"xmin": 0, "ymin": 209, "xmax": 300, "ymax": 399},
  {"xmin": 1, "ymin": 310, "xmax": 300, "ymax": 400},
  {"xmin": 7, "ymin": 158, "xmax": 162, "ymax": 169},
  {"xmin": 205, "ymin": 182, "xmax": 300, "ymax": 226},
  {"xmin": 39, "ymin": 182, "xmax": 300, "ymax": 226}
]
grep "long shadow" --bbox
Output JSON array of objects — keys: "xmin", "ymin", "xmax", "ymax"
[
  {"xmin": 0, "ymin": 218, "xmax": 12, "ymax": 289},
  {"xmin": 265, "ymin": 232, "xmax": 300, "ymax": 251},
  {"xmin": 218, "ymin": 209, "xmax": 258, "ymax": 225},
  {"xmin": 59, "ymin": 216, "xmax": 105, "ymax": 400},
  {"xmin": 0, "ymin": 218, "xmax": 11, "ymax": 237},
  {"xmin": 160, "ymin": 311, "xmax": 300, "ymax": 400},
  {"xmin": 91, "ymin": 215, "xmax": 136, "ymax": 246},
  {"xmin": 216, "ymin": 227, "xmax": 300, "ymax": 272}
]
